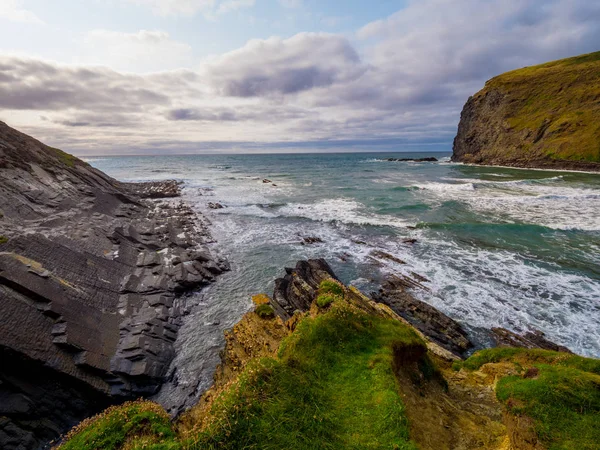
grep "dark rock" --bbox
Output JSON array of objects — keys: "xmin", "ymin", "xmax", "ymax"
[
  {"xmin": 385, "ymin": 157, "xmax": 438, "ymax": 162},
  {"xmin": 262, "ymin": 179, "xmax": 272, "ymax": 183},
  {"xmin": 371, "ymin": 275, "xmax": 473, "ymax": 357},
  {"xmin": 271, "ymin": 259, "xmax": 338, "ymax": 320},
  {"xmin": 402, "ymin": 239, "xmax": 418, "ymax": 245},
  {"xmin": 208, "ymin": 202, "xmax": 224, "ymax": 209},
  {"xmin": 300, "ymin": 236, "xmax": 324, "ymax": 245},
  {"xmin": 370, "ymin": 250, "xmax": 406, "ymax": 265},
  {"xmin": 490, "ymin": 328, "xmax": 572, "ymax": 353},
  {"xmin": 0, "ymin": 121, "xmax": 229, "ymax": 449}
]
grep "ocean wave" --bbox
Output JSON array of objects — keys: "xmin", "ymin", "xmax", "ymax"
[{"xmin": 277, "ymin": 198, "xmax": 412, "ymax": 228}]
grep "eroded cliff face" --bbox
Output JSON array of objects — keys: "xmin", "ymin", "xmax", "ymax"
[
  {"xmin": 0, "ymin": 122, "xmax": 228, "ymax": 448},
  {"xmin": 453, "ymin": 51, "xmax": 600, "ymax": 171}
]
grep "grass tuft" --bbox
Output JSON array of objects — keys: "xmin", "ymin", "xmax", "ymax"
[
  {"xmin": 255, "ymin": 303, "xmax": 275, "ymax": 319},
  {"xmin": 458, "ymin": 347, "xmax": 600, "ymax": 449},
  {"xmin": 0, "ymin": 235, "xmax": 8, "ymax": 244}
]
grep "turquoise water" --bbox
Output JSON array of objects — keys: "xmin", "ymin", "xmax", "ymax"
[{"xmin": 88, "ymin": 152, "xmax": 600, "ymax": 412}]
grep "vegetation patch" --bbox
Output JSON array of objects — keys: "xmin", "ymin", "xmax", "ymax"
[
  {"xmin": 255, "ymin": 303, "xmax": 275, "ymax": 319},
  {"xmin": 315, "ymin": 280, "xmax": 345, "ymax": 309},
  {"xmin": 484, "ymin": 50, "xmax": 600, "ymax": 163},
  {"xmin": 50, "ymin": 147, "xmax": 80, "ymax": 168},
  {"xmin": 57, "ymin": 400, "xmax": 179, "ymax": 450},
  {"xmin": 0, "ymin": 235, "xmax": 8, "ymax": 244},
  {"xmin": 192, "ymin": 302, "xmax": 422, "ymax": 449},
  {"xmin": 458, "ymin": 347, "xmax": 600, "ymax": 449}
]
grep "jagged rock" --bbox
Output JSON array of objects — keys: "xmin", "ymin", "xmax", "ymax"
[
  {"xmin": 208, "ymin": 202, "xmax": 224, "ymax": 209},
  {"xmin": 300, "ymin": 236, "xmax": 323, "ymax": 245},
  {"xmin": 490, "ymin": 328, "xmax": 572, "ymax": 353},
  {"xmin": 371, "ymin": 275, "xmax": 473, "ymax": 357},
  {"xmin": 0, "ymin": 121, "xmax": 228, "ymax": 449},
  {"xmin": 271, "ymin": 259, "xmax": 338, "ymax": 320}
]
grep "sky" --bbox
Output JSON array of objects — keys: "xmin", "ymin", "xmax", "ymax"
[{"xmin": 0, "ymin": 0, "xmax": 598, "ymax": 155}]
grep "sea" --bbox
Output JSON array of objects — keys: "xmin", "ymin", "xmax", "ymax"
[{"xmin": 87, "ymin": 151, "xmax": 600, "ymax": 413}]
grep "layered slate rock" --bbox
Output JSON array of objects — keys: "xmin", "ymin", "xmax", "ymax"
[
  {"xmin": 371, "ymin": 274, "xmax": 473, "ymax": 357},
  {"xmin": 452, "ymin": 51, "xmax": 600, "ymax": 171},
  {"xmin": 271, "ymin": 259, "xmax": 338, "ymax": 320},
  {"xmin": 0, "ymin": 121, "xmax": 228, "ymax": 449}
]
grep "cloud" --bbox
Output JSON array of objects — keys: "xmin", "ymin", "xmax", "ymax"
[
  {"xmin": 2, "ymin": 0, "xmax": 600, "ymax": 155},
  {"xmin": 216, "ymin": 0, "xmax": 255, "ymax": 15},
  {"xmin": 123, "ymin": 0, "xmax": 215, "ymax": 16},
  {"xmin": 82, "ymin": 29, "xmax": 194, "ymax": 72},
  {"xmin": 0, "ymin": 57, "xmax": 176, "ymax": 111},
  {"xmin": 0, "ymin": 0, "xmax": 43, "ymax": 24},
  {"xmin": 204, "ymin": 33, "xmax": 365, "ymax": 97}
]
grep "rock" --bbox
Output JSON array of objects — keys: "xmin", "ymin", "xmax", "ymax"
[
  {"xmin": 385, "ymin": 157, "xmax": 438, "ymax": 162},
  {"xmin": 490, "ymin": 328, "xmax": 572, "ymax": 353},
  {"xmin": 452, "ymin": 51, "xmax": 600, "ymax": 171},
  {"xmin": 271, "ymin": 259, "xmax": 338, "ymax": 320},
  {"xmin": 370, "ymin": 250, "xmax": 406, "ymax": 265},
  {"xmin": 402, "ymin": 239, "xmax": 418, "ymax": 245},
  {"xmin": 0, "ymin": 121, "xmax": 229, "ymax": 449},
  {"xmin": 208, "ymin": 202, "xmax": 224, "ymax": 209},
  {"xmin": 262, "ymin": 179, "xmax": 272, "ymax": 183},
  {"xmin": 371, "ymin": 275, "xmax": 473, "ymax": 357},
  {"xmin": 300, "ymin": 236, "xmax": 324, "ymax": 245}
]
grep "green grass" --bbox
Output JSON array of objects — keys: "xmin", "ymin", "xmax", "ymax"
[
  {"xmin": 255, "ymin": 303, "xmax": 275, "ymax": 319},
  {"xmin": 58, "ymin": 401, "xmax": 180, "ymax": 450},
  {"xmin": 192, "ymin": 302, "xmax": 422, "ymax": 450},
  {"xmin": 458, "ymin": 348, "xmax": 600, "ymax": 449},
  {"xmin": 0, "ymin": 235, "xmax": 8, "ymax": 244},
  {"xmin": 60, "ymin": 289, "xmax": 423, "ymax": 450},
  {"xmin": 50, "ymin": 147, "xmax": 80, "ymax": 168},
  {"xmin": 456, "ymin": 347, "xmax": 600, "ymax": 374},
  {"xmin": 316, "ymin": 280, "xmax": 345, "ymax": 308},
  {"xmin": 482, "ymin": 50, "xmax": 600, "ymax": 163}
]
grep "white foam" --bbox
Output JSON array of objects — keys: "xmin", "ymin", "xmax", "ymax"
[{"xmin": 278, "ymin": 198, "xmax": 412, "ymax": 228}]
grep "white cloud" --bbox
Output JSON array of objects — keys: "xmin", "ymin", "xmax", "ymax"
[
  {"xmin": 217, "ymin": 0, "xmax": 255, "ymax": 14},
  {"xmin": 124, "ymin": 0, "xmax": 215, "ymax": 17},
  {"xmin": 0, "ymin": 0, "xmax": 43, "ymax": 24},
  {"xmin": 82, "ymin": 30, "xmax": 194, "ymax": 73}
]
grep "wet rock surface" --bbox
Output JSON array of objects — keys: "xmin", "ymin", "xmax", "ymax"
[
  {"xmin": 0, "ymin": 121, "xmax": 228, "ymax": 449},
  {"xmin": 384, "ymin": 157, "xmax": 438, "ymax": 162},
  {"xmin": 371, "ymin": 275, "xmax": 474, "ymax": 357}
]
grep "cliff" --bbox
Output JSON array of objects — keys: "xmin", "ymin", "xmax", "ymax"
[
  {"xmin": 56, "ymin": 260, "xmax": 600, "ymax": 450},
  {"xmin": 0, "ymin": 122, "xmax": 228, "ymax": 449},
  {"xmin": 453, "ymin": 51, "xmax": 600, "ymax": 171}
]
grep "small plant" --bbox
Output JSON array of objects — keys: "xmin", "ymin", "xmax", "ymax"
[
  {"xmin": 316, "ymin": 293, "xmax": 335, "ymax": 309},
  {"xmin": 318, "ymin": 280, "xmax": 344, "ymax": 298},
  {"xmin": 255, "ymin": 303, "xmax": 275, "ymax": 319},
  {"xmin": 0, "ymin": 235, "xmax": 8, "ymax": 244}
]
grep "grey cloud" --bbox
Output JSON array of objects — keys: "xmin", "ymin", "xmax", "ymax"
[
  {"xmin": 0, "ymin": 57, "xmax": 174, "ymax": 112},
  {"xmin": 205, "ymin": 33, "xmax": 366, "ymax": 97}
]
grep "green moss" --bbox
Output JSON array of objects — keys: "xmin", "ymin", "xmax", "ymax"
[
  {"xmin": 0, "ymin": 235, "xmax": 8, "ymax": 244},
  {"xmin": 191, "ymin": 303, "xmax": 422, "ymax": 450},
  {"xmin": 316, "ymin": 293, "xmax": 336, "ymax": 308},
  {"xmin": 482, "ymin": 50, "xmax": 600, "ymax": 163},
  {"xmin": 315, "ymin": 280, "xmax": 345, "ymax": 309},
  {"xmin": 458, "ymin": 347, "xmax": 600, "ymax": 449},
  {"xmin": 458, "ymin": 347, "xmax": 600, "ymax": 374},
  {"xmin": 58, "ymin": 401, "xmax": 180, "ymax": 450},
  {"xmin": 255, "ymin": 303, "xmax": 275, "ymax": 319},
  {"xmin": 49, "ymin": 147, "xmax": 80, "ymax": 168}
]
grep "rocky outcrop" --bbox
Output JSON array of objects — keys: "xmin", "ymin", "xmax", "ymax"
[
  {"xmin": 371, "ymin": 274, "xmax": 473, "ymax": 357},
  {"xmin": 271, "ymin": 259, "xmax": 338, "ymax": 320},
  {"xmin": 0, "ymin": 121, "xmax": 228, "ymax": 449},
  {"xmin": 452, "ymin": 51, "xmax": 600, "ymax": 171}
]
